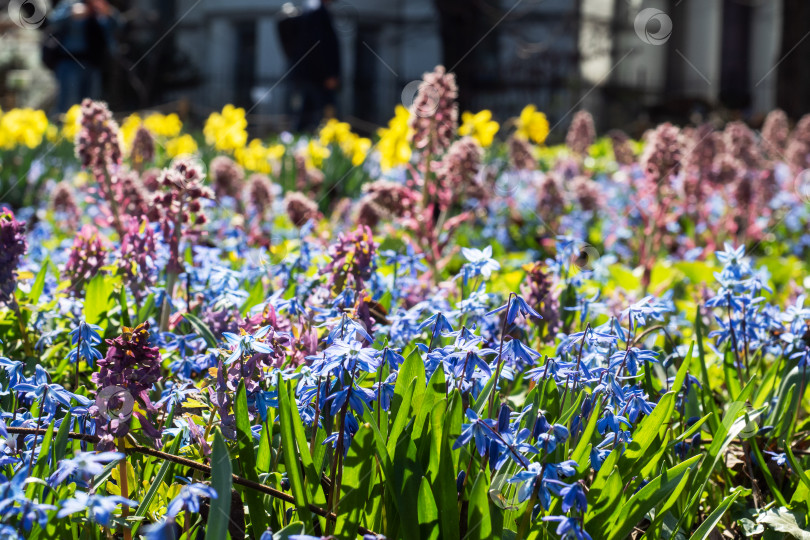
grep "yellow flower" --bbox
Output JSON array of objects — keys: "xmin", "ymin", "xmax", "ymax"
[
  {"xmin": 350, "ymin": 137, "xmax": 371, "ymax": 166},
  {"xmin": 515, "ymin": 105, "xmax": 549, "ymax": 145},
  {"xmin": 234, "ymin": 138, "xmax": 285, "ymax": 174},
  {"xmin": 319, "ymin": 118, "xmax": 353, "ymax": 147},
  {"xmin": 60, "ymin": 104, "xmax": 82, "ymax": 142},
  {"xmin": 144, "ymin": 113, "xmax": 182, "ymax": 138},
  {"xmin": 165, "ymin": 134, "xmax": 198, "ymax": 157},
  {"xmin": 306, "ymin": 140, "xmax": 330, "ymax": 169},
  {"xmin": 377, "ymin": 105, "xmax": 412, "ymax": 171},
  {"xmin": 459, "ymin": 110, "xmax": 500, "ymax": 147},
  {"xmin": 0, "ymin": 108, "xmax": 49, "ymax": 149},
  {"xmin": 204, "ymin": 105, "xmax": 248, "ymax": 153},
  {"xmin": 119, "ymin": 113, "xmax": 142, "ymax": 152}
]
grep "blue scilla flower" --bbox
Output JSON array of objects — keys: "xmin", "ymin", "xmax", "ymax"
[
  {"xmin": 166, "ymin": 483, "xmax": 218, "ymax": 517},
  {"xmin": 620, "ymin": 295, "xmax": 672, "ymax": 331},
  {"xmin": 57, "ymin": 492, "xmax": 137, "ymax": 526},
  {"xmin": 48, "ymin": 451, "xmax": 124, "ymax": 487},
  {"xmin": 535, "ymin": 424, "xmax": 570, "ymax": 454},
  {"xmin": 500, "ymin": 338, "xmax": 541, "ymax": 371},
  {"xmin": 0, "ymin": 356, "xmax": 24, "ymax": 387},
  {"xmin": 322, "ymin": 316, "xmax": 374, "ymax": 345},
  {"xmin": 507, "ymin": 460, "xmax": 577, "ymax": 509},
  {"xmin": 382, "ymin": 244, "xmax": 427, "ymax": 278},
  {"xmin": 608, "ymin": 347, "xmax": 659, "ymax": 376},
  {"xmin": 67, "ymin": 321, "xmax": 103, "ymax": 367},
  {"xmin": 221, "ymin": 326, "xmax": 275, "ymax": 365},
  {"xmin": 418, "ymin": 312, "xmax": 455, "ymax": 337},
  {"xmin": 559, "ymin": 481, "xmax": 588, "ymax": 513},
  {"xmin": 316, "ymin": 339, "xmax": 379, "ymax": 378},
  {"xmin": 460, "ymin": 245, "xmax": 501, "ymax": 284},
  {"xmin": 0, "ymin": 465, "xmax": 57, "ymax": 531},
  {"xmin": 488, "ymin": 294, "xmax": 541, "ymax": 326},
  {"xmin": 596, "ymin": 409, "xmax": 632, "ymax": 435},
  {"xmin": 453, "ymin": 408, "xmax": 500, "ymax": 457},
  {"xmin": 14, "ymin": 365, "xmax": 86, "ymax": 415},
  {"xmin": 542, "ymin": 516, "xmax": 592, "ymax": 540}
]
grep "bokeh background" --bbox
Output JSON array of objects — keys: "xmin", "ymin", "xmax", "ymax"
[{"xmin": 1, "ymin": 0, "xmax": 808, "ymax": 139}]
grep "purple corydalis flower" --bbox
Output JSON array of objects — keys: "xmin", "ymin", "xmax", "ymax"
[
  {"xmin": 0, "ymin": 209, "xmax": 26, "ymax": 303},
  {"xmin": 90, "ymin": 322, "xmax": 163, "ymax": 449},
  {"xmin": 63, "ymin": 224, "xmax": 108, "ymax": 294},
  {"xmin": 325, "ymin": 225, "xmax": 377, "ymax": 293},
  {"xmin": 409, "ymin": 65, "xmax": 458, "ymax": 156}
]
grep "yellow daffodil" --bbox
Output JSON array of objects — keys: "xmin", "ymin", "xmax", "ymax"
[
  {"xmin": 377, "ymin": 105, "xmax": 412, "ymax": 171},
  {"xmin": 350, "ymin": 136, "xmax": 371, "ymax": 166},
  {"xmin": 60, "ymin": 104, "xmax": 82, "ymax": 142},
  {"xmin": 0, "ymin": 108, "xmax": 49, "ymax": 149},
  {"xmin": 204, "ymin": 105, "xmax": 248, "ymax": 153},
  {"xmin": 515, "ymin": 105, "xmax": 549, "ymax": 145},
  {"xmin": 166, "ymin": 134, "xmax": 198, "ymax": 157},
  {"xmin": 234, "ymin": 139, "xmax": 285, "ymax": 174},
  {"xmin": 459, "ymin": 110, "xmax": 500, "ymax": 147},
  {"xmin": 319, "ymin": 118, "xmax": 353, "ymax": 147},
  {"xmin": 306, "ymin": 140, "xmax": 330, "ymax": 169},
  {"xmin": 119, "ymin": 113, "xmax": 142, "ymax": 151},
  {"xmin": 144, "ymin": 112, "xmax": 182, "ymax": 138}
]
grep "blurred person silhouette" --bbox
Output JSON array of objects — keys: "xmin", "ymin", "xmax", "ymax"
[
  {"xmin": 278, "ymin": 0, "xmax": 341, "ymax": 132},
  {"xmin": 46, "ymin": 0, "xmax": 119, "ymax": 113}
]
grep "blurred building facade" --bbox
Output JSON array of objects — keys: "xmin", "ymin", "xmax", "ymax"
[
  {"xmin": 161, "ymin": 0, "xmax": 784, "ymax": 136},
  {"xmin": 0, "ymin": 0, "xmax": 792, "ymax": 135}
]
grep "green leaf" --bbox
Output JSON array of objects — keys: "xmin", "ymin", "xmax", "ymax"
[
  {"xmin": 184, "ymin": 312, "xmax": 219, "ymax": 348},
  {"xmin": 28, "ymin": 261, "xmax": 49, "ymax": 302},
  {"xmin": 235, "ymin": 380, "xmax": 270, "ymax": 537},
  {"xmin": 757, "ymin": 506, "xmax": 810, "ymax": 540},
  {"xmin": 586, "ymin": 466, "xmax": 623, "ymax": 532},
  {"xmin": 619, "ymin": 392, "xmax": 675, "ymax": 473},
  {"xmin": 133, "ymin": 435, "xmax": 182, "ymax": 535},
  {"xmin": 84, "ymin": 274, "xmax": 115, "ymax": 330},
  {"xmin": 391, "ymin": 347, "xmax": 426, "ymax": 420},
  {"xmin": 387, "ymin": 377, "xmax": 416, "ymax": 455},
  {"xmin": 607, "ymin": 454, "xmax": 701, "ymax": 540},
  {"xmin": 467, "ymin": 472, "xmax": 493, "ymax": 540},
  {"xmin": 417, "ymin": 476, "xmax": 440, "ymax": 540},
  {"xmin": 689, "ymin": 488, "xmax": 742, "ymax": 540},
  {"xmin": 118, "ymin": 286, "xmax": 131, "ymax": 328},
  {"xmin": 206, "ymin": 429, "xmax": 233, "ymax": 540},
  {"xmin": 137, "ymin": 293, "xmax": 156, "ymax": 324},
  {"xmin": 52, "ymin": 411, "xmax": 73, "ymax": 465},
  {"xmin": 335, "ymin": 425, "xmax": 375, "ymax": 538},
  {"xmin": 257, "ymin": 418, "xmax": 273, "ymax": 474},
  {"xmin": 572, "ymin": 395, "xmax": 602, "ymax": 466},
  {"xmin": 277, "ymin": 372, "xmax": 313, "ymax": 527},
  {"xmin": 287, "ymin": 380, "xmax": 328, "ymax": 525}
]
